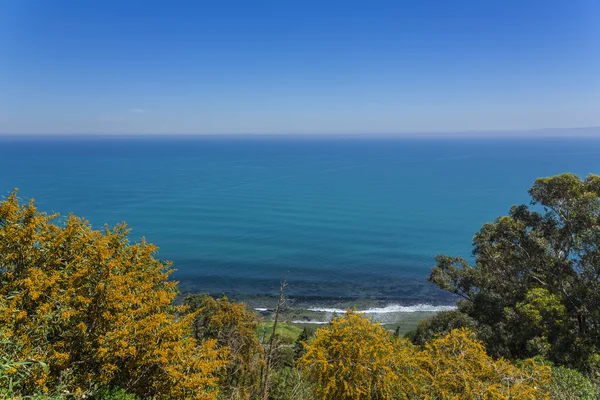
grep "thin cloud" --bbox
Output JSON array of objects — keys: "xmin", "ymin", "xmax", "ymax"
[{"xmin": 130, "ymin": 108, "xmax": 147, "ymax": 114}]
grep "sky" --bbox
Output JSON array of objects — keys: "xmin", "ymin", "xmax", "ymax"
[{"xmin": 1, "ymin": 0, "xmax": 599, "ymax": 135}]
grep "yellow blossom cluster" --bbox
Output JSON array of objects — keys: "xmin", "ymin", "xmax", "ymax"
[
  {"xmin": 298, "ymin": 310, "xmax": 551, "ymax": 400},
  {"xmin": 0, "ymin": 191, "xmax": 226, "ymax": 399}
]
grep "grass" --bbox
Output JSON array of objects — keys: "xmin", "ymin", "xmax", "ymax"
[{"xmin": 258, "ymin": 322, "xmax": 304, "ymax": 344}]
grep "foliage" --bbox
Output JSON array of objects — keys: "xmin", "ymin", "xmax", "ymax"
[
  {"xmin": 0, "ymin": 191, "xmax": 226, "ymax": 399},
  {"xmin": 292, "ymin": 327, "xmax": 311, "ymax": 362},
  {"xmin": 429, "ymin": 173, "xmax": 600, "ymax": 372},
  {"xmin": 258, "ymin": 322, "xmax": 302, "ymax": 345},
  {"xmin": 410, "ymin": 309, "xmax": 476, "ymax": 346},
  {"xmin": 298, "ymin": 310, "xmax": 403, "ymax": 399},
  {"xmin": 183, "ymin": 294, "xmax": 263, "ymax": 399},
  {"xmin": 0, "ymin": 393, "xmax": 63, "ymax": 400},
  {"xmin": 299, "ymin": 311, "xmax": 550, "ymax": 399},
  {"xmin": 0, "ymin": 333, "xmax": 49, "ymax": 395},
  {"xmin": 93, "ymin": 387, "xmax": 140, "ymax": 400},
  {"xmin": 545, "ymin": 365, "xmax": 599, "ymax": 400},
  {"xmin": 268, "ymin": 366, "xmax": 314, "ymax": 400},
  {"xmin": 0, "ymin": 386, "xmax": 141, "ymax": 400},
  {"xmin": 505, "ymin": 287, "xmax": 568, "ymax": 357},
  {"xmin": 414, "ymin": 328, "xmax": 550, "ymax": 399}
]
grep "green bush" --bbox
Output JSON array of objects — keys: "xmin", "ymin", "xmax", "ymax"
[
  {"xmin": 411, "ymin": 310, "xmax": 476, "ymax": 345},
  {"xmin": 546, "ymin": 366, "xmax": 599, "ymax": 400},
  {"xmin": 0, "ymin": 392, "xmax": 63, "ymax": 400},
  {"xmin": 269, "ymin": 367, "xmax": 314, "ymax": 400},
  {"xmin": 93, "ymin": 387, "xmax": 140, "ymax": 400}
]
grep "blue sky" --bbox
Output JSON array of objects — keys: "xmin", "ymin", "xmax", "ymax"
[{"xmin": 1, "ymin": 0, "xmax": 599, "ymax": 134}]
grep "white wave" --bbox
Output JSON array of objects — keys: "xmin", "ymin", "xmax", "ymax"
[
  {"xmin": 307, "ymin": 304, "xmax": 456, "ymax": 314},
  {"xmin": 291, "ymin": 320, "xmax": 330, "ymax": 324}
]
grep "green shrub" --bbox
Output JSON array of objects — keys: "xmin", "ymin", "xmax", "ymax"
[
  {"xmin": 411, "ymin": 310, "xmax": 476, "ymax": 345},
  {"xmin": 93, "ymin": 387, "xmax": 140, "ymax": 400},
  {"xmin": 269, "ymin": 367, "xmax": 314, "ymax": 400},
  {"xmin": 546, "ymin": 366, "xmax": 599, "ymax": 400},
  {"xmin": 0, "ymin": 391, "xmax": 63, "ymax": 400}
]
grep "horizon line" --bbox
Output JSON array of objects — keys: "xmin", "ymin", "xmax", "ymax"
[{"xmin": 1, "ymin": 126, "xmax": 600, "ymax": 139}]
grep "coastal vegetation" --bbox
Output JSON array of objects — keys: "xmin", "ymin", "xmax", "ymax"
[
  {"xmin": 298, "ymin": 310, "xmax": 550, "ymax": 399},
  {"xmin": 0, "ymin": 191, "xmax": 225, "ymax": 398},
  {"xmin": 428, "ymin": 173, "xmax": 600, "ymax": 375},
  {"xmin": 1, "ymin": 173, "xmax": 600, "ymax": 399}
]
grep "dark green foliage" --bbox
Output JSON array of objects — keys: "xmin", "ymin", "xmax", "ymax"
[
  {"xmin": 182, "ymin": 293, "xmax": 212, "ymax": 340},
  {"xmin": 403, "ymin": 329, "xmax": 416, "ymax": 342},
  {"xmin": 93, "ymin": 387, "xmax": 141, "ymax": 400},
  {"xmin": 411, "ymin": 310, "xmax": 477, "ymax": 346},
  {"xmin": 293, "ymin": 327, "xmax": 312, "ymax": 362},
  {"xmin": 277, "ymin": 346, "xmax": 295, "ymax": 369},
  {"xmin": 429, "ymin": 173, "xmax": 600, "ymax": 373}
]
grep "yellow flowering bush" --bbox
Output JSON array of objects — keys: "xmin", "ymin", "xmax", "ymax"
[
  {"xmin": 299, "ymin": 311, "xmax": 551, "ymax": 400},
  {"xmin": 0, "ymin": 191, "xmax": 226, "ymax": 399},
  {"xmin": 298, "ymin": 309, "xmax": 404, "ymax": 399},
  {"xmin": 416, "ymin": 328, "xmax": 551, "ymax": 399},
  {"xmin": 184, "ymin": 294, "xmax": 264, "ymax": 399}
]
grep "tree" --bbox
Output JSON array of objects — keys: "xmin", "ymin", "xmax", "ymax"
[
  {"xmin": 183, "ymin": 293, "xmax": 263, "ymax": 399},
  {"xmin": 429, "ymin": 173, "xmax": 600, "ymax": 372},
  {"xmin": 292, "ymin": 327, "xmax": 311, "ymax": 362},
  {"xmin": 0, "ymin": 191, "xmax": 226, "ymax": 398}
]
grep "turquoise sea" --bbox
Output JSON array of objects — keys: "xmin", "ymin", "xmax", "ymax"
[{"xmin": 2, "ymin": 135, "xmax": 600, "ymax": 311}]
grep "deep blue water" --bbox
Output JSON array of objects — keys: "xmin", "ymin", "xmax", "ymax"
[{"xmin": 2, "ymin": 135, "xmax": 600, "ymax": 305}]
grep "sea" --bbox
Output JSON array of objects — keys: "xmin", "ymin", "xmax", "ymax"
[{"xmin": 2, "ymin": 135, "xmax": 599, "ymax": 320}]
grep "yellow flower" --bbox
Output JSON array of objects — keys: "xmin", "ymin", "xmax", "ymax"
[{"xmin": 0, "ymin": 190, "xmax": 224, "ymax": 398}]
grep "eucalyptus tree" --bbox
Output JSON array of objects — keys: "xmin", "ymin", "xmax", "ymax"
[{"xmin": 429, "ymin": 173, "xmax": 600, "ymax": 372}]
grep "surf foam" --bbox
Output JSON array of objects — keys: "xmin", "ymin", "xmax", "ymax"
[
  {"xmin": 291, "ymin": 320, "xmax": 330, "ymax": 325},
  {"xmin": 307, "ymin": 304, "xmax": 456, "ymax": 314}
]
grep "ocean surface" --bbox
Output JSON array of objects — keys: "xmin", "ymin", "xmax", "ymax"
[{"xmin": 2, "ymin": 135, "xmax": 600, "ymax": 310}]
